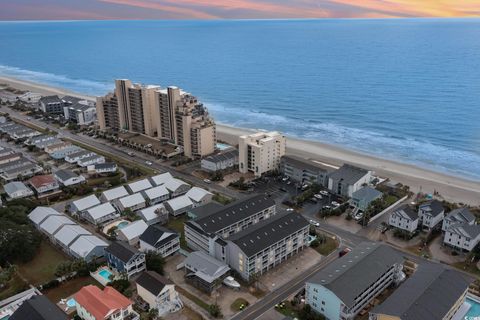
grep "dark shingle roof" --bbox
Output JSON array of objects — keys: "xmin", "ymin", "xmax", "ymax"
[
  {"xmin": 446, "ymin": 207, "xmax": 475, "ymax": 225},
  {"xmin": 229, "ymin": 212, "xmax": 309, "ymax": 257},
  {"xmin": 54, "ymin": 169, "xmax": 77, "ymax": 181},
  {"xmin": 281, "ymin": 155, "xmax": 333, "ymax": 173},
  {"xmin": 308, "ymin": 242, "xmax": 403, "ymax": 308},
  {"xmin": 136, "ymin": 271, "xmax": 172, "ymax": 296},
  {"xmin": 393, "ymin": 205, "xmax": 418, "ymax": 221},
  {"xmin": 10, "ymin": 295, "xmax": 68, "ymax": 320},
  {"xmin": 371, "ymin": 263, "xmax": 471, "ymax": 320},
  {"xmin": 419, "ymin": 200, "xmax": 444, "ymax": 218},
  {"xmin": 94, "ymin": 162, "xmax": 117, "ymax": 170},
  {"xmin": 192, "ymin": 194, "xmax": 275, "ymax": 234},
  {"xmin": 203, "ymin": 149, "xmax": 238, "ymax": 164},
  {"xmin": 188, "ymin": 202, "xmax": 224, "ymax": 219},
  {"xmin": 139, "ymin": 225, "xmax": 178, "ymax": 248},
  {"xmin": 328, "ymin": 164, "xmax": 370, "ymax": 185},
  {"xmin": 105, "ymin": 241, "xmax": 140, "ymax": 263},
  {"xmin": 39, "ymin": 95, "xmax": 62, "ymax": 104}
]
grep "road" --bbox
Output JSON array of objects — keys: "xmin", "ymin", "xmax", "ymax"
[
  {"xmin": 230, "ymin": 248, "xmax": 341, "ymax": 320},
  {"xmin": 5, "ymin": 106, "xmax": 243, "ymax": 200}
]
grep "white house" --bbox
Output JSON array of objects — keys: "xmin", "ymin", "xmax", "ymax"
[
  {"xmin": 77, "ymin": 154, "xmax": 105, "ymax": 167},
  {"xmin": 63, "ymin": 103, "xmax": 97, "ymax": 125},
  {"xmin": 418, "ymin": 200, "xmax": 444, "ymax": 231},
  {"xmin": 54, "ymin": 169, "xmax": 86, "ymax": 187},
  {"xmin": 163, "ymin": 178, "xmax": 191, "ymax": 197},
  {"xmin": 139, "ymin": 225, "xmax": 180, "ymax": 257},
  {"xmin": 28, "ymin": 206, "xmax": 62, "ymax": 228},
  {"xmin": 127, "ymin": 178, "xmax": 153, "ymax": 194},
  {"xmin": 150, "ymin": 172, "xmax": 174, "ymax": 186},
  {"xmin": 69, "ymin": 235, "xmax": 108, "ymax": 261},
  {"xmin": 117, "ymin": 220, "xmax": 148, "ymax": 247},
  {"xmin": 164, "ymin": 195, "xmax": 193, "ymax": 216},
  {"xmin": 3, "ymin": 181, "xmax": 34, "ymax": 199},
  {"xmin": 138, "ymin": 204, "xmax": 169, "ymax": 225},
  {"xmin": 100, "ymin": 185, "xmax": 129, "ymax": 203},
  {"xmin": 65, "ymin": 150, "xmax": 95, "ymax": 164},
  {"xmin": 142, "ymin": 185, "xmax": 170, "ymax": 205},
  {"xmin": 116, "ymin": 193, "xmax": 147, "ymax": 212},
  {"xmin": 444, "ymin": 224, "xmax": 480, "ymax": 252},
  {"xmin": 389, "ymin": 205, "xmax": 419, "ymax": 233},
  {"xmin": 136, "ymin": 271, "xmax": 182, "ymax": 316},
  {"xmin": 70, "ymin": 194, "xmax": 101, "ymax": 215},
  {"xmin": 201, "ymin": 149, "xmax": 238, "ymax": 172},
  {"xmin": 442, "ymin": 207, "xmax": 475, "ymax": 232},
  {"xmin": 83, "ymin": 202, "xmax": 119, "ymax": 226},
  {"xmin": 87, "ymin": 162, "xmax": 117, "ymax": 174},
  {"xmin": 185, "ymin": 187, "xmax": 213, "ymax": 207},
  {"xmin": 18, "ymin": 92, "xmax": 42, "ymax": 104}
]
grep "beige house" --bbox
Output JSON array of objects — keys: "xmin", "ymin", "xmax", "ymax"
[
  {"xmin": 239, "ymin": 131, "xmax": 286, "ymax": 177},
  {"xmin": 136, "ymin": 271, "xmax": 182, "ymax": 316}
]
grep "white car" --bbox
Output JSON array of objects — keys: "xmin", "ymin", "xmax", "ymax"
[
  {"xmin": 314, "ymin": 194, "xmax": 323, "ymax": 200},
  {"xmin": 145, "ymin": 161, "xmax": 153, "ymax": 166},
  {"xmin": 319, "ymin": 190, "xmax": 329, "ymax": 196},
  {"xmin": 282, "ymin": 177, "xmax": 289, "ymax": 182},
  {"xmin": 203, "ymin": 179, "xmax": 212, "ymax": 184},
  {"xmin": 353, "ymin": 212, "xmax": 364, "ymax": 221},
  {"xmin": 286, "ymin": 208, "xmax": 295, "ymax": 212},
  {"xmin": 309, "ymin": 219, "xmax": 320, "ymax": 227},
  {"xmin": 331, "ymin": 201, "xmax": 340, "ymax": 208}
]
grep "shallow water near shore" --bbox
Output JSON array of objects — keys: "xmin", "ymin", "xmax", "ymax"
[{"xmin": 0, "ymin": 19, "xmax": 479, "ymax": 180}]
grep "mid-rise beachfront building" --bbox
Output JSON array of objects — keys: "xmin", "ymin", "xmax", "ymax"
[
  {"xmin": 280, "ymin": 155, "xmax": 333, "ymax": 186},
  {"xmin": 327, "ymin": 164, "xmax": 372, "ymax": 198},
  {"xmin": 96, "ymin": 79, "xmax": 216, "ymax": 159},
  {"xmin": 184, "ymin": 194, "xmax": 276, "ymax": 254},
  {"xmin": 305, "ymin": 242, "xmax": 403, "ymax": 320},
  {"xmin": 238, "ymin": 131, "xmax": 286, "ymax": 177}
]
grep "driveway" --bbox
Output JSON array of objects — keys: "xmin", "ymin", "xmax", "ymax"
[{"xmin": 428, "ymin": 235, "xmax": 465, "ymax": 265}]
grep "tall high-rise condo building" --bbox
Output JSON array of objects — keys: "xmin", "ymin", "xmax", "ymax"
[
  {"xmin": 238, "ymin": 131, "xmax": 286, "ymax": 177},
  {"xmin": 97, "ymin": 80, "xmax": 216, "ymax": 159}
]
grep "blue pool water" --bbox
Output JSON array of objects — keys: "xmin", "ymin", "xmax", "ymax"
[
  {"xmin": 0, "ymin": 19, "xmax": 480, "ymax": 179},
  {"xmin": 66, "ymin": 298, "xmax": 76, "ymax": 308},
  {"xmin": 465, "ymin": 298, "xmax": 480, "ymax": 319},
  {"xmin": 116, "ymin": 221, "xmax": 129, "ymax": 229},
  {"xmin": 216, "ymin": 143, "xmax": 232, "ymax": 151},
  {"xmin": 99, "ymin": 269, "xmax": 113, "ymax": 281}
]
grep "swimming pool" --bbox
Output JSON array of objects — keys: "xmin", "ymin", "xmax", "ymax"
[
  {"xmin": 66, "ymin": 298, "xmax": 76, "ymax": 308},
  {"xmin": 465, "ymin": 297, "xmax": 480, "ymax": 319},
  {"xmin": 99, "ymin": 269, "xmax": 113, "ymax": 281},
  {"xmin": 216, "ymin": 143, "xmax": 232, "ymax": 150},
  {"xmin": 117, "ymin": 221, "xmax": 129, "ymax": 229}
]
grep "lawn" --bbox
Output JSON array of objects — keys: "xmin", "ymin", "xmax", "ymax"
[
  {"xmin": 166, "ymin": 216, "xmax": 189, "ymax": 250},
  {"xmin": 213, "ymin": 193, "xmax": 234, "ymax": 205},
  {"xmin": 86, "ymin": 172, "xmax": 123, "ymax": 187},
  {"xmin": 16, "ymin": 241, "xmax": 71, "ymax": 286},
  {"xmin": 0, "ymin": 273, "xmax": 29, "ymax": 300},
  {"xmin": 44, "ymin": 276, "xmax": 102, "ymax": 303},
  {"xmin": 314, "ymin": 235, "xmax": 339, "ymax": 256},
  {"xmin": 231, "ymin": 298, "xmax": 249, "ymax": 311}
]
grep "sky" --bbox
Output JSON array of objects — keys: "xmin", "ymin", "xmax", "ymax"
[{"xmin": 1, "ymin": 0, "xmax": 479, "ymax": 20}]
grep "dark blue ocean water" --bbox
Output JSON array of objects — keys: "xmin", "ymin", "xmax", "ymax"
[{"xmin": 0, "ymin": 19, "xmax": 479, "ymax": 179}]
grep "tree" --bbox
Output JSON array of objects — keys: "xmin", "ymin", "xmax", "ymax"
[
  {"xmin": 145, "ymin": 252, "xmax": 165, "ymax": 275},
  {"xmin": 208, "ymin": 303, "xmax": 222, "ymax": 318},
  {"xmin": 108, "ymin": 279, "xmax": 130, "ymax": 294}
]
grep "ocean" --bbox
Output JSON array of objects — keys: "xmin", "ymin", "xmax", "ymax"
[{"xmin": 0, "ymin": 19, "xmax": 479, "ymax": 180}]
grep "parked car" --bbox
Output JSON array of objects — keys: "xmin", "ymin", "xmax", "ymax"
[
  {"xmin": 331, "ymin": 201, "xmax": 340, "ymax": 208},
  {"xmin": 282, "ymin": 177, "xmax": 289, "ymax": 182},
  {"xmin": 319, "ymin": 190, "xmax": 329, "ymax": 196},
  {"xmin": 309, "ymin": 219, "xmax": 320, "ymax": 227},
  {"xmin": 145, "ymin": 160, "xmax": 153, "ymax": 166},
  {"xmin": 322, "ymin": 205, "xmax": 332, "ymax": 210},
  {"xmin": 203, "ymin": 179, "xmax": 212, "ymax": 184},
  {"xmin": 286, "ymin": 208, "xmax": 295, "ymax": 212},
  {"xmin": 314, "ymin": 194, "xmax": 323, "ymax": 200},
  {"xmin": 353, "ymin": 212, "xmax": 363, "ymax": 221}
]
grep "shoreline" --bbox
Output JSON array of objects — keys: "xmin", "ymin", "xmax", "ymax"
[{"xmin": 1, "ymin": 75, "xmax": 480, "ymax": 205}]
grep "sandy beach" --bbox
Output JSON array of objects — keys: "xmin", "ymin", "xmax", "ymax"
[{"xmin": 1, "ymin": 75, "xmax": 479, "ymax": 205}]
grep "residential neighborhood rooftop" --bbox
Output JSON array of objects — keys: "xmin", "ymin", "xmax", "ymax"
[
  {"xmin": 74, "ymin": 285, "xmax": 131, "ymax": 320},
  {"xmin": 127, "ymin": 178, "xmax": 153, "ymax": 193},
  {"xmin": 150, "ymin": 172, "xmax": 174, "ymax": 186},
  {"xmin": 101, "ymin": 185, "xmax": 129, "ymax": 202},
  {"xmin": 118, "ymin": 220, "xmax": 148, "ymax": 241},
  {"xmin": 139, "ymin": 225, "xmax": 178, "ymax": 248},
  {"xmin": 136, "ymin": 271, "xmax": 173, "ymax": 296},
  {"xmin": 72, "ymin": 194, "xmax": 101, "ymax": 212},
  {"xmin": 393, "ymin": 205, "xmax": 418, "ymax": 221},
  {"xmin": 105, "ymin": 241, "xmax": 141, "ymax": 263},
  {"xmin": 328, "ymin": 164, "xmax": 370, "ymax": 184},
  {"xmin": 184, "ymin": 251, "xmax": 230, "ymax": 283}
]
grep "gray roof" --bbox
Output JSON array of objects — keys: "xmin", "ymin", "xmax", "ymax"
[
  {"xmin": 28, "ymin": 207, "xmax": 62, "ymax": 225},
  {"xmin": 308, "ymin": 242, "xmax": 403, "ymax": 307},
  {"xmin": 54, "ymin": 169, "xmax": 78, "ymax": 181},
  {"xmin": 190, "ymin": 194, "xmax": 275, "ymax": 234},
  {"xmin": 54, "ymin": 224, "xmax": 91, "ymax": 248},
  {"xmin": 10, "ymin": 295, "xmax": 68, "ymax": 320},
  {"xmin": 188, "ymin": 203, "xmax": 224, "ymax": 219},
  {"xmin": 102, "ymin": 186, "xmax": 129, "ymax": 202},
  {"xmin": 69, "ymin": 235, "xmax": 108, "ymax": 258},
  {"xmin": 62, "ymin": 95, "xmax": 83, "ymax": 104},
  {"xmin": 66, "ymin": 102, "xmax": 93, "ymax": 112},
  {"xmin": 229, "ymin": 212, "xmax": 309, "ymax": 257},
  {"xmin": 445, "ymin": 207, "xmax": 475, "ymax": 225},
  {"xmin": 351, "ymin": 186, "xmax": 382, "ymax": 202},
  {"xmin": 40, "ymin": 215, "xmax": 76, "ymax": 235},
  {"xmin": 371, "ymin": 263, "xmax": 471, "ymax": 320},
  {"xmin": 281, "ymin": 155, "xmax": 333, "ymax": 173},
  {"xmin": 446, "ymin": 223, "xmax": 480, "ymax": 239},
  {"xmin": 39, "ymin": 95, "xmax": 62, "ymax": 104},
  {"xmin": 118, "ymin": 220, "xmax": 148, "ymax": 241},
  {"xmin": 150, "ymin": 172, "xmax": 174, "ymax": 186},
  {"xmin": 328, "ymin": 164, "xmax": 370, "ymax": 185},
  {"xmin": 203, "ymin": 149, "xmax": 239, "ymax": 164},
  {"xmin": 127, "ymin": 178, "xmax": 153, "ymax": 193},
  {"xmin": 393, "ymin": 205, "xmax": 418, "ymax": 221},
  {"xmin": 184, "ymin": 251, "xmax": 230, "ymax": 283},
  {"xmin": 93, "ymin": 162, "xmax": 117, "ymax": 170},
  {"xmin": 72, "ymin": 195, "xmax": 101, "ymax": 212},
  {"xmin": 105, "ymin": 241, "xmax": 141, "ymax": 263},
  {"xmin": 139, "ymin": 225, "xmax": 178, "ymax": 248},
  {"xmin": 136, "ymin": 271, "xmax": 172, "ymax": 296},
  {"xmin": 4, "ymin": 181, "xmax": 32, "ymax": 196},
  {"xmin": 118, "ymin": 193, "xmax": 145, "ymax": 209},
  {"xmin": 419, "ymin": 200, "xmax": 444, "ymax": 218},
  {"xmin": 86, "ymin": 202, "xmax": 117, "ymax": 220}
]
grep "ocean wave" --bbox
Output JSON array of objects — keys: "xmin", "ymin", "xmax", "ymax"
[
  {"xmin": 207, "ymin": 101, "xmax": 480, "ymax": 180},
  {"xmin": 0, "ymin": 65, "xmax": 112, "ymax": 96}
]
